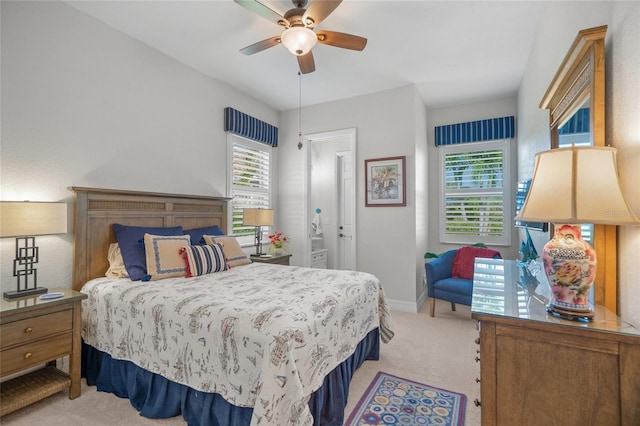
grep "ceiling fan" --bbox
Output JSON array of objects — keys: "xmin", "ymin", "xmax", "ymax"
[{"xmin": 235, "ymin": 0, "xmax": 367, "ymax": 74}]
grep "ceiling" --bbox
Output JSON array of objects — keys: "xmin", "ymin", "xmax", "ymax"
[{"xmin": 66, "ymin": 1, "xmax": 547, "ymax": 111}]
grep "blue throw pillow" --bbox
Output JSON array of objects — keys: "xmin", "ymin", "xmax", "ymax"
[
  {"xmin": 112, "ymin": 224, "xmax": 184, "ymax": 281},
  {"xmin": 184, "ymin": 225, "xmax": 225, "ymax": 245}
]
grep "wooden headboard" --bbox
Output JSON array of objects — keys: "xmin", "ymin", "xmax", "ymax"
[{"xmin": 71, "ymin": 187, "xmax": 229, "ymax": 291}]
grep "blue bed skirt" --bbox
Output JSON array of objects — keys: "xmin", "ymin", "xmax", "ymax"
[{"xmin": 82, "ymin": 328, "xmax": 380, "ymax": 426}]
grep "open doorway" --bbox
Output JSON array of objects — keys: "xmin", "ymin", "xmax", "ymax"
[{"xmin": 304, "ymin": 128, "xmax": 357, "ymax": 270}]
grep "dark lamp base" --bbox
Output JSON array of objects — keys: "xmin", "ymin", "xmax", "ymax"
[{"xmin": 3, "ymin": 287, "xmax": 48, "ymax": 300}]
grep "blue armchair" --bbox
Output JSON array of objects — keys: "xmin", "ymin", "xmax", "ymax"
[{"xmin": 425, "ymin": 247, "xmax": 501, "ymax": 317}]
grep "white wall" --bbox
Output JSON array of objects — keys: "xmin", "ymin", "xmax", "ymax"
[
  {"xmin": 517, "ymin": 1, "xmax": 640, "ymax": 327},
  {"xmin": 426, "ymin": 96, "xmax": 519, "ymax": 259},
  {"xmin": 0, "ymin": 1, "xmax": 278, "ymax": 293},
  {"xmin": 278, "ymin": 85, "xmax": 422, "ymax": 309},
  {"xmin": 414, "ymin": 92, "xmax": 429, "ymax": 306}
]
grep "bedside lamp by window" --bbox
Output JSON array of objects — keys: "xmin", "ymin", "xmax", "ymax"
[
  {"xmin": 243, "ymin": 208, "xmax": 274, "ymax": 256},
  {"xmin": 1, "ymin": 201, "xmax": 67, "ymax": 299},
  {"xmin": 516, "ymin": 146, "xmax": 639, "ymax": 319}
]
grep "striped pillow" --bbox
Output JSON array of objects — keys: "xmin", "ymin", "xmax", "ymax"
[{"xmin": 180, "ymin": 243, "xmax": 228, "ymax": 277}]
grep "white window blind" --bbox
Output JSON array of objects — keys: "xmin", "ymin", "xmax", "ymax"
[
  {"xmin": 439, "ymin": 139, "xmax": 511, "ymax": 245},
  {"xmin": 229, "ymin": 137, "xmax": 272, "ymax": 244}
]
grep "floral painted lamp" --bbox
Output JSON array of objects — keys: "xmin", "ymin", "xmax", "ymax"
[{"xmin": 516, "ymin": 145, "xmax": 639, "ymax": 320}]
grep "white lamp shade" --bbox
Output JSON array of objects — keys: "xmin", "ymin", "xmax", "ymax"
[
  {"xmin": 516, "ymin": 146, "xmax": 639, "ymax": 225},
  {"xmin": 242, "ymin": 208, "xmax": 274, "ymax": 226},
  {"xmin": 281, "ymin": 27, "xmax": 317, "ymax": 56},
  {"xmin": 0, "ymin": 201, "xmax": 68, "ymax": 237}
]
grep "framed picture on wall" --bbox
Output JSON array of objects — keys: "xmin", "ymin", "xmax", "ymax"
[{"xmin": 365, "ymin": 156, "xmax": 406, "ymax": 207}]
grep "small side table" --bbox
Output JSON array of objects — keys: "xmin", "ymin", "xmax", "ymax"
[
  {"xmin": 251, "ymin": 253, "xmax": 292, "ymax": 266},
  {"xmin": 0, "ymin": 288, "xmax": 87, "ymax": 416}
]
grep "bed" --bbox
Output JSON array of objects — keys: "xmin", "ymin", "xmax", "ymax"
[{"xmin": 71, "ymin": 187, "xmax": 394, "ymax": 426}]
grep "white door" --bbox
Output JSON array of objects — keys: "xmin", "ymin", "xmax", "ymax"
[
  {"xmin": 305, "ymin": 128, "xmax": 357, "ymax": 271},
  {"xmin": 337, "ymin": 151, "xmax": 355, "ymax": 270}
]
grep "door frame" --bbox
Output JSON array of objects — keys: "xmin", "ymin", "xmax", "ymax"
[{"xmin": 304, "ymin": 128, "xmax": 357, "ymax": 269}]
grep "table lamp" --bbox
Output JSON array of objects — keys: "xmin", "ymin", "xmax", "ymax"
[
  {"xmin": 515, "ymin": 145, "xmax": 639, "ymax": 319},
  {"xmin": 1, "ymin": 201, "xmax": 68, "ymax": 299},
  {"xmin": 242, "ymin": 208, "xmax": 274, "ymax": 256}
]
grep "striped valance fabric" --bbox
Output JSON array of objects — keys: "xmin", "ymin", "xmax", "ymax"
[
  {"xmin": 224, "ymin": 107, "xmax": 278, "ymax": 147},
  {"xmin": 558, "ymin": 108, "xmax": 589, "ymax": 135},
  {"xmin": 435, "ymin": 116, "xmax": 515, "ymax": 146}
]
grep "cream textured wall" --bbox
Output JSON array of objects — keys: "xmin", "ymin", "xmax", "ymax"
[
  {"xmin": 608, "ymin": 2, "xmax": 640, "ymax": 328},
  {"xmin": 517, "ymin": 1, "xmax": 640, "ymax": 327},
  {"xmin": 0, "ymin": 1, "xmax": 278, "ymax": 293}
]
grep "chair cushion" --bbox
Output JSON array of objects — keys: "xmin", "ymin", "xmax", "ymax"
[
  {"xmin": 452, "ymin": 246, "xmax": 502, "ymax": 280},
  {"xmin": 433, "ymin": 277, "xmax": 474, "ymax": 296}
]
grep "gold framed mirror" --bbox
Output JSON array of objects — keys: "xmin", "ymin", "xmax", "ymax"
[{"xmin": 539, "ymin": 25, "xmax": 616, "ymax": 312}]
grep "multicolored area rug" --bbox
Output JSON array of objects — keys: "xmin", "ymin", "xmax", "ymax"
[{"xmin": 345, "ymin": 371, "xmax": 466, "ymax": 425}]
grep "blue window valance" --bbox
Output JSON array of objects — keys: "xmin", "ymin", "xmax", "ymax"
[
  {"xmin": 224, "ymin": 107, "xmax": 278, "ymax": 147},
  {"xmin": 435, "ymin": 116, "xmax": 515, "ymax": 146}
]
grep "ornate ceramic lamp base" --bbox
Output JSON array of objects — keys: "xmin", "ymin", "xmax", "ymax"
[{"xmin": 543, "ymin": 224, "xmax": 597, "ymax": 321}]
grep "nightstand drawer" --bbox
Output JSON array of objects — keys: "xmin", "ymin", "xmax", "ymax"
[
  {"xmin": 1, "ymin": 310, "xmax": 73, "ymax": 350},
  {"xmin": 1, "ymin": 332, "xmax": 73, "ymax": 376}
]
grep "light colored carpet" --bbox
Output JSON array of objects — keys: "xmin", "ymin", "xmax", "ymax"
[{"xmin": 1, "ymin": 301, "xmax": 481, "ymax": 426}]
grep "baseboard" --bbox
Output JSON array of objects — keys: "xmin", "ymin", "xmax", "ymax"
[
  {"xmin": 386, "ymin": 298, "xmax": 419, "ymax": 313},
  {"xmin": 386, "ymin": 288, "xmax": 428, "ymax": 314}
]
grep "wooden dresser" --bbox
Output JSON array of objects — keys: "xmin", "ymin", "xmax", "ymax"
[
  {"xmin": 0, "ymin": 288, "xmax": 87, "ymax": 416},
  {"xmin": 471, "ymin": 259, "xmax": 640, "ymax": 426}
]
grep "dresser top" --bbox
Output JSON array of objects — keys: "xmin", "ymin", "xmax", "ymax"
[{"xmin": 471, "ymin": 259, "xmax": 639, "ymax": 338}]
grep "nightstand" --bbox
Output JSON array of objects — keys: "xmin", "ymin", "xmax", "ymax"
[
  {"xmin": 250, "ymin": 253, "xmax": 292, "ymax": 265},
  {"xmin": 0, "ymin": 288, "xmax": 87, "ymax": 416}
]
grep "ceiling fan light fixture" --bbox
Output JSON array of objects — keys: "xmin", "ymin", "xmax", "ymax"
[{"xmin": 281, "ymin": 26, "xmax": 317, "ymax": 56}]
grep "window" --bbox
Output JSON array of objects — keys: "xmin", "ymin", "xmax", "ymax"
[
  {"xmin": 228, "ymin": 135, "xmax": 272, "ymax": 245},
  {"xmin": 439, "ymin": 139, "xmax": 511, "ymax": 245}
]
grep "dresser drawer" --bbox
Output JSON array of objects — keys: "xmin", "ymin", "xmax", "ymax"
[
  {"xmin": 1, "ymin": 332, "xmax": 73, "ymax": 376},
  {"xmin": 1, "ymin": 310, "xmax": 73, "ymax": 350}
]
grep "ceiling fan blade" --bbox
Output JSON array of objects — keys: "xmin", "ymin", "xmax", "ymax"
[
  {"xmin": 240, "ymin": 36, "xmax": 281, "ymax": 55},
  {"xmin": 302, "ymin": 0, "xmax": 342, "ymax": 28},
  {"xmin": 316, "ymin": 30, "xmax": 367, "ymax": 51},
  {"xmin": 297, "ymin": 51, "xmax": 315, "ymax": 74},
  {"xmin": 234, "ymin": 0, "xmax": 289, "ymax": 27}
]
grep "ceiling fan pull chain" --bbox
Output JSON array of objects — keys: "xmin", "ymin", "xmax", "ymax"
[{"xmin": 298, "ymin": 71, "xmax": 304, "ymax": 150}]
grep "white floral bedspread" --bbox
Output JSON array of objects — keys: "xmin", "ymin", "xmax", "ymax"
[{"xmin": 81, "ymin": 263, "xmax": 394, "ymax": 425}]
